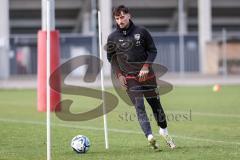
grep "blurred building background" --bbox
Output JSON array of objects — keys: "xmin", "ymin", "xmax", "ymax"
[{"xmin": 0, "ymin": 0, "xmax": 240, "ymax": 79}]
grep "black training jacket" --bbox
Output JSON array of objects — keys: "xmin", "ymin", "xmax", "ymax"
[{"xmin": 106, "ymin": 20, "xmax": 157, "ymax": 76}]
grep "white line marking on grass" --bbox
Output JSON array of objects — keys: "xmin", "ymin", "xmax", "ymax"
[
  {"xmin": 166, "ymin": 111, "xmax": 240, "ymax": 118},
  {"xmin": 0, "ymin": 118, "xmax": 240, "ymax": 146},
  {"xmin": 172, "ymin": 135, "xmax": 240, "ymax": 146},
  {"xmin": 193, "ymin": 112, "xmax": 240, "ymax": 118}
]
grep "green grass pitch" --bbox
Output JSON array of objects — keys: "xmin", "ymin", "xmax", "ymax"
[{"xmin": 0, "ymin": 85, "xmax": 240, "ymax": 160}]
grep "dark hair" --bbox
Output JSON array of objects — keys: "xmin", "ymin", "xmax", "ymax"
[{"xmin": 112, "ymin": 5, "xmax": 130, "ymax": 17}]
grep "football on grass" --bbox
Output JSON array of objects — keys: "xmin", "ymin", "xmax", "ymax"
[{"xmin": 71, "ymin": 135, "xmax": 90, "ymax": 154}]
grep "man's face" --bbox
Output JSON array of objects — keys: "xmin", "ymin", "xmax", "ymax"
[{"xmin": 114, "ymin": 11, "xmax": 131, "ymax": 29}]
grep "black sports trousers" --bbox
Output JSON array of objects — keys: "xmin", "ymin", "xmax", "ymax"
[{"xmin": 126, "ymin": 75, "xmax": 167, "ymax": 137}]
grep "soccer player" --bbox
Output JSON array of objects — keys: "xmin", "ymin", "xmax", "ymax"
[{"xmin": 106, "ymin": 5, "xmax": 176, "ymax": 150}]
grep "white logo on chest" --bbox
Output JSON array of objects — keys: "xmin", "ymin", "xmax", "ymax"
[
  {"xmin": 134, "ymin": 34, "xmax": 140, "ymax": 40},
  {"xmin": 134, "ymin": 34, "xmax": 141, "ymax": 46}
]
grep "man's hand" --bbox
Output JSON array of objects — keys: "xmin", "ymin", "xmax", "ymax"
[
  {"xmin": 138, "ymin": 65, "xmax": 149, "ymax": 82},
  {"xmin": 118, "ymin": 75, "xmax": 127, "ymax": 89}
]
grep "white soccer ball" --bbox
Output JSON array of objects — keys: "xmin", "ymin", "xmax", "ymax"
[{"xmin": 71, "ymin": 135, "xmax": 90, "ymax": 154}]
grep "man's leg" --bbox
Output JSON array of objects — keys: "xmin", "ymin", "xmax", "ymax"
[
  {"xmin": 145, "ymin": 96, "xmax": 167, "ymax": 129},
  {"xmin": 143, "ymin": 77, "xmax": 176, "ymax": 149},
  {"xmin": 145, "ymin": 92, "xmax": 176, "ymax": 149},
  {"xmin": 126, "ymin": 79, "xmax": 159, "ymax": 149},
  {"xmin": 142, "ymin": 77, "xmax": 167, "ymax": 129},
  {"xmin": 126, "ymin": 89, "xmax": 152, "ymax": 138}
]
